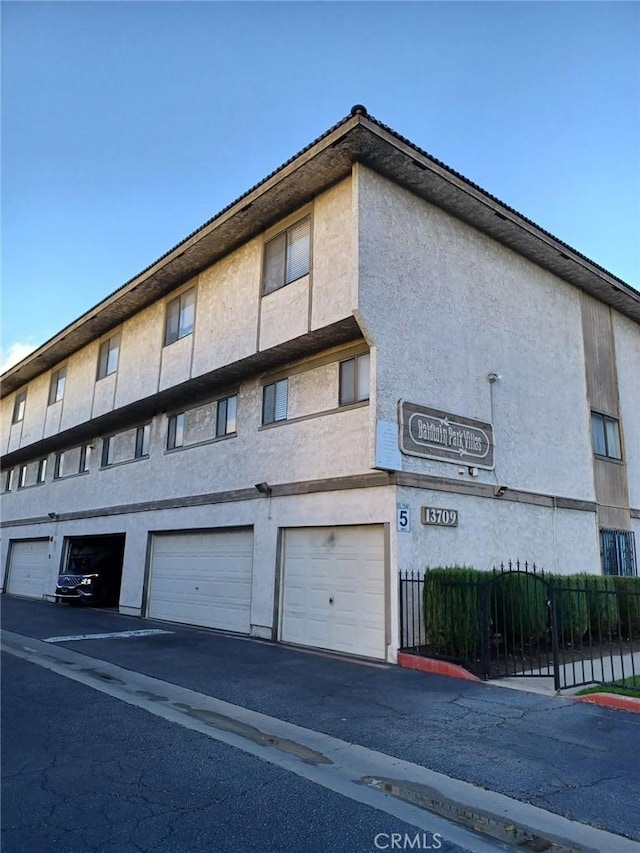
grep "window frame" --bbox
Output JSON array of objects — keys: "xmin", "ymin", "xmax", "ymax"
[
  {"xmin": 339, "ymin": 353, "xmax": 371, "ymax": 407},
  {"xmin": 135, "ymin": 424, "xmax": 151, "ymax": 458},
  {"xmin": 78, "ymin": 445, "xmax": 90, "ymax": 473},
  {"xmin": 17, "ymin": 465, "xmax": 27, "ymax": 489},
  {"xmin": 167, "ymin": 413, "xmax": 185, "ymax": 450},
  {"xmin": 4, "ymin": 469, "xmax": 14, "ymax": 492},
  {"xmin": 48, "ymin": 367, "xmax": 67, "ymax": 406},
  {"xmin": 101, "ymin": 436, "xmax": 115, "ymax": 467},
  {"xmin": 262, "ymin": 379, "xmax": 288, "ymax": 426},
  {"xmin": 262, "ymin": 216, "xmax": 311, "ymax": 296},
  {"xmin": 164, "ymin": 288, "xmax": 196, "ymax": 347},
  {"xmin": 53, "ymin": 452, "xmax": 65, "ymax": 479},
  {"xmin": 36, "ymin": 458, "xmax": 47, "ymax": 484},
  {"xmin": 216, "ymin": 396, "xmax": 238, "ymax": 438},
  {"xmin": 591, "ymin": 411, "xmax": 622, "ymax": 461},
  {"xmin": 96, "ymin": 334, "xmax": 120, "ymax": 380},
  {"xmin": 12, "ymin": 391, "xmax": 27, "ymax": 424}
]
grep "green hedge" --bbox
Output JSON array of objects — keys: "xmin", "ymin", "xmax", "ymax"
[
  {"xmin": 422, "ymin": 568, "xmax": 640, "ymax": 651},
  {"xmin": 612, "ymin": 577, "xmax": 640, "ymax": 638},
  {"xmin": 490, "ymin": 572, "xmax": 548, "ymax": 643},
  {"xmin": 423, "ymin": 567, "xmax": 484, "ymax": 659}
]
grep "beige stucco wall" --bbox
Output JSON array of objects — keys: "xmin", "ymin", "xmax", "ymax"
[
  {"xmin": 356, "ymin": 165, "xmax": 596, "ymax": 502},
  {"xmin": 311, "ymin": 178, "xmax": 357, "ymax": 329},
  {"xmin": 60, "ymin": 343, "xmax": 99, "ymax": 431},
  {"xmin": 613, "ymin": 312, "xmax": 640, "ymax": 510},
  {"xmin": 191, "ymin": 241, "xmax": 261, "ymax": 376},
  {"xmin": 395, "ymin": 486, "xmax": 601, "ymax": 575},
  {"xmin": 1, "ymin": 357, "xmax": 372, "ymax": 522},
  {"xmin": 115, "ymin": 302, "xmax": 164, "ymax": 408},
  {"xmin": 1, "ymin": 177, "xmax": 358, "ymax": 456}
]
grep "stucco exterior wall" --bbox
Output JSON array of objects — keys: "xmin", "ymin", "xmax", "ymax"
[
  {"xmin": 115, "ymin": 302, "xmax": 164, "ymax": 408},
  {"xmin": 60, "ymin": 343, "xmax": 99, "ymax": 431},
  {"xmin": 1, "ymin": 364, "xmax": 372, "ymax": 522},
  {"xmin": 1, "ymin": 179, "xmax": 359, "ymax": 459},
  {"xmin": 613, "ymin": 312, "xmax": 640, "ymax": 509},
  {"xmin": 311, "ymin": 178, "xmax": 357, "ymax": 330},
  {"xmin": 92, "ymin": 371, "xmax": 117, "ymax": 419},
  {"xmin": 395, "ymin": 486, "xmax": 600, "ymax": 576},
  {"xmin": 259, "ymin": 277, "xmax": 310, "ymax": 351},
  {"xmin": 191, "ymin": 241, "xmax": 261, "ymax": 376},
  {"xmin": 356, "ymin": 165, "xmax": 595, "ymax": 502}
]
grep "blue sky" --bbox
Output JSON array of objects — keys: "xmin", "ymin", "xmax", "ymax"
[{"xmin": 2, "ymin": 1, "xmax": 639, "ymax": 371}]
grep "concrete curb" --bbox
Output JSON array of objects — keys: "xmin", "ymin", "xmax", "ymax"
[
  {"xmin": 397, "ymin": 655, "xmax": 640, "ymax": 713},
  {"xmin": 574, "ymin": 692, "xmax": 640, "ymax": 714},
  {"xmin": 397, "ymin": 652, "xmax": 481, "ymax": 682}
]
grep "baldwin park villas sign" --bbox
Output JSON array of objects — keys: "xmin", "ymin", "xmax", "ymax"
[{"xmin": 399, "ymin": 401, "xmax": 495, "ymax": 469}]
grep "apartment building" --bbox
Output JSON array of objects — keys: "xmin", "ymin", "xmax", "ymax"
[{"xmin": 2, "ymin": 106, "xmax": 639, "ymax": 662}]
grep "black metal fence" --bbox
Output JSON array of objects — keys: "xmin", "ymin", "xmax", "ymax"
[{"xmin": 399, "ymin": 562, "xmax": 640, "ymax": 691}]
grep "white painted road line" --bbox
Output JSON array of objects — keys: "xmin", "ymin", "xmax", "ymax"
[
  {"xmin": 42, "ymin": 629, "xmax": 173, "ymax": 643},
  {"xmin": 3, "ymin": 628, "xmax": 638, "ymax": 853}
]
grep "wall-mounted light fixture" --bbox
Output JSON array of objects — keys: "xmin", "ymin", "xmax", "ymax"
[
  {"xmin": 494, "ymin": 485, "xmax": 508, "ymax": 497},
  {"xmin": 487, "ymin": 373, "xmax": 502, "ymax": 383},
  {"xmin": 254, "ymin": 482, "xmax": 272, "ymax": 496},
  {"xmin": 47, "ymin": 511, "xmax": 58, "ymax": 520}
]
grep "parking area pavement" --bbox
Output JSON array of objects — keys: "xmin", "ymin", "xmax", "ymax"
[{"xmin": 3, "ymin": 595, "xmax": 640, "ymax": 841}]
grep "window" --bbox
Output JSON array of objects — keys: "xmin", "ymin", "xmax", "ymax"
[
  {"xmin": 591, "ymin": 412, "xmax": 622, "ymax": 460},
  {"xmin": 79, "ymin": 445, "xmax": 90, "ymax": 473},
  {"xmin": 12, "ymin": 391, "xmax": 26, "ymax": 424},
  {"xmin": 17, "ymin": 465, "xmax": 27, "ymax": 488},
  {"xmin": 216, "ymin": 396, "xmax": 237, "ymax": 437},
  {"xmin": 48, "ymin": 367, "xmax": 67, "ymax": 405},
  {"xmin": 53, "ymin": 452, "xmax": 65, "ymax": 479},
  {"xmin": 4, "ymin": 470, "xmax": 14, "ymax": 492},
  {"xmin": 262, "ymin": 217, "xmax": 311, "ymax": 295},
  {"xmin": 339, "ymin": 353, "xmax": 370, "ymax": 406},
  {"xmin": 262, "ymin": 380, "xmax": 288, "ymax": 425},
  {"xmin": 601, "ymin": 529, "xmax": 637, "ymax": 577},
  {"xmin": 97, "ymin": 335, "xmax": 120, "ymax": 380},
  {"xmin": 37, "ymin": 458, "xmax": 47, "ymax": 483},
  {"xmin": 167, "ymin": 413, "xmax": 185, "ymax": 449},
  {"xmin": 135, "ymin": 424, "xmax": 151, "ymax": 458},
  {"xmin": 164, "ymin": 289, "xmax": 196, "ymax": 346},
  {"xmin": 101, "ymin": 436, "xmax": 115, "ymax": 467}
]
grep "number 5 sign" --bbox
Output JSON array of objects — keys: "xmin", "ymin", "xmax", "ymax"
[{"xmin": 396, "ymin": 503, "xmax": 411, "ymax": 533}]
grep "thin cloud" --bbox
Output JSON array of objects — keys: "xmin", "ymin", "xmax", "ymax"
[{"xmin": 0, "ymin": 342, "xmax": 38, "ymax": 375}]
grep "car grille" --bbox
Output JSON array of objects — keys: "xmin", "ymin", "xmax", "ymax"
[{"xmin": 58, "ymin": 575, "xmax": 84, "ymax": 588}]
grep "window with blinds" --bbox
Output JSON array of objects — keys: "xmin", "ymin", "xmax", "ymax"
[
  {"xmin": 262, "ymin": 380, "xmax": 288, "ymax": 425},
  {"xmin": 262, "ymin": 217, "xmax": 310, "ymax": 295}
]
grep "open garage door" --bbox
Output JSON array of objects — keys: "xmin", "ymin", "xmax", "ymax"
[
  {"xmin": 280, "ymin": 525, "xmax": 386, "ymax": 660},
  {"xmin": 6, "ymin": 539, "xmax": 50, "ymax": 599},
  {"xmin": 147, "ymin": 529, "xmax": 253, "ymax": 634}
]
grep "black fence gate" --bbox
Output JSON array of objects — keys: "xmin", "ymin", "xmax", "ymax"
[{"xmin": 399, "ymin": 563, "xmax": 640, "ymax": 691}]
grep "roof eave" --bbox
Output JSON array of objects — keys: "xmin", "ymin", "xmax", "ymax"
[{"xmin": 2, "ymin": 109, "xmax": 638, "ymax": 398}]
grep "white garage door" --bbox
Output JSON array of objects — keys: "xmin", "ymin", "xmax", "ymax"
[
  {"xmin": 6, "ymin": 539, "xmax": 49, "ymax": 599},
  {"xmin": 147, "ymin": 529, "xmax": 253, "ymax": 634},
  {"xmin": 280, "ymin": 525, "xmax": 386, "ymax": 660}
]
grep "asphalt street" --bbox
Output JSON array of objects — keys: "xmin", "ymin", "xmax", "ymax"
[{"xmin": 2, "ymin": 597, "xmax": 640, "ymax": 852}]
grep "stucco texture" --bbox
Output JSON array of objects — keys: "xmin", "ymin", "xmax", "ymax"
[{"xmin": 357, "ymin": 166, "xmax": 595, "ymax": 502}]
